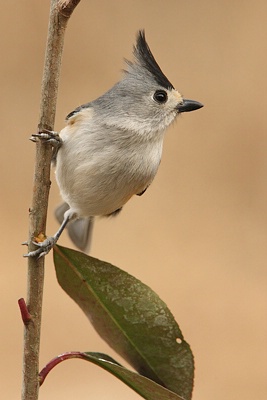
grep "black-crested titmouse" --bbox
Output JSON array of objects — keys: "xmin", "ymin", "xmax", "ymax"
[{"xmin": 26, "ymin": 30, "xmax": 203, "ymax": 258}]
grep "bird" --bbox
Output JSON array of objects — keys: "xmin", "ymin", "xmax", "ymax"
[{"xmin": 25, "ymin": 30, "xmax": 203, "ymax": 258}]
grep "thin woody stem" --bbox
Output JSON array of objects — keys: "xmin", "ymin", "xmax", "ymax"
[{"xmin": 22, "ymin": 2, "xmax": 81, "ymax": 400}]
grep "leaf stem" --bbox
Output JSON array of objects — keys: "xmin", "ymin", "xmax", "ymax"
[{"xmin": 39, "ymin": 352, "xmax": 84, "ymax": 386}]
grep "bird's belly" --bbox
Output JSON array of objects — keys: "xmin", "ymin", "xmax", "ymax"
[
  {"xmin": 56, "ymin": 133, "xmax": 163, "ymax": 217},
  {"xmin": 57, "ymin": 164, "xmax": 155, "ymax": 217}
]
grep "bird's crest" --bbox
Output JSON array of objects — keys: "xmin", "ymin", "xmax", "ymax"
[{"xmin": 132, "ymin": 30, "xmax": 174, "ymax": 90}]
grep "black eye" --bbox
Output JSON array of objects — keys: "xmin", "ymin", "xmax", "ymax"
[{"xmin": 153, "ymin": 90, "xmax": 168, "ymax": 104}]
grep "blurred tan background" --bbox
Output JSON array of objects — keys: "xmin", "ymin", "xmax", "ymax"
[{"xmin": 0, "ymin": 1, "xmax": 266, "ymax": 399}]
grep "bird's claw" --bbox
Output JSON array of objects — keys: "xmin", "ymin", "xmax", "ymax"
[
  {"xmin": 23, "ymin": 237, "xmax": 56, "ymax": 259},
  {"xmin": 30, "ymin": 129, "xmax": 62, "ymax": 148}
]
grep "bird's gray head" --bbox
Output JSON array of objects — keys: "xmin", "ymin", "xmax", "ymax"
[{"xmin": 92, "ymin": 30, "xmax": 203, "ymax": 137}]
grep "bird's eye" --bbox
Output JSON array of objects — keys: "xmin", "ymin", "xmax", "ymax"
[{"xmin": 153, "ymin": 90, "xmax": 168, "ymax": 104}]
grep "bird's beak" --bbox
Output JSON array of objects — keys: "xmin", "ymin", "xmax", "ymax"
[{"xmin": 177, "ymin": 99, "xmax": 203, "ymax": 113}]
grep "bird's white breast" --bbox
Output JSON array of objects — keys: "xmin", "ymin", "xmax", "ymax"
[{"xmin": 55, "ymin": 109, "xmax": 164, "ymax": 217}]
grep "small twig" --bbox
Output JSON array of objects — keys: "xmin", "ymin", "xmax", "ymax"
[
  {"xmin": 58, "ymin": 0, "xmax": 81, "ymax": 17},
  {"xmin": 22, "ymin": 1, "xmax": 81, "ymax": 400},
  {"xmin": 39, "ymin": 352, "xmax": 84, "ymax": 386},
  {"xmin": 18, "ymin": 298, "xmax": 32, "ymax": 325}
]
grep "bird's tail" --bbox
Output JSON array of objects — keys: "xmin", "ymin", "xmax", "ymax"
[{"xmin": 54, "ymin": 202, "xmax": 94, "ymax": 253}]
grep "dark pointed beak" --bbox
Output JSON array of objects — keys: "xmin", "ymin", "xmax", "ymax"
[{"xmin": 177, "ymin": 99, "xmax": 203, "ymax": 113}]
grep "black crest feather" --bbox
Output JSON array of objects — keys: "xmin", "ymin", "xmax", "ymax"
[{"xmin": 134, "ymin": 30, "xmax": 174, "ymax": 90}]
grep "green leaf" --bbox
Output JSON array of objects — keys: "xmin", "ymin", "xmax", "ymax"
[
  {"xmin": 83, "ymin": 352, "xmax": 186, "ymax": 399},
  {"xmin": 40, "ymin": 351, "xmax": 185, "ymax": 399},
  {"xmin": 54, "ymin": 245, "xmax": 194, "ymax": 400}
]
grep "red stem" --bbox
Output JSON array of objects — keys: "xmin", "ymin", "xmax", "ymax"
[
  {"xmin": 18, "ymin": 298, "xmax": 32, "ymax": 325},
  {"xmin": 39, "ymin": 352, "xmax": 84, "ymax": 386}
]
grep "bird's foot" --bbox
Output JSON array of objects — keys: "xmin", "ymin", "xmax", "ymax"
[
  {"xmin": 23, "ymin": 236, "xmax": 56, "ymax": 259},
  {"xmin": 30, "ymin": 129, "xmax": 62, "ymax": 149}
]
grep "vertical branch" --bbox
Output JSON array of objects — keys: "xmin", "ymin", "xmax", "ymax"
[{"xmin": 22, "ymin": 1, "xmax": 81, "ymax": 400}]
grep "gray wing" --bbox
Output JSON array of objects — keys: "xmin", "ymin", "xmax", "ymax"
[
  {"xmin": 66, "ymin": 102, "xmax": 92, "ymax": 120},
  {"xmin": 136, "ymin": 187, "xmax": 148, "ymax": 196}
]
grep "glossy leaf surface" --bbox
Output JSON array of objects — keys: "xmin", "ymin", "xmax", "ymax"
[
  {"xmin": 40, "ymin": 351, "xmax": 185, "ymax": 399},
  {"xmin": 54, "ymin": 245, "xmax": 194, "ymax": 400}
]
